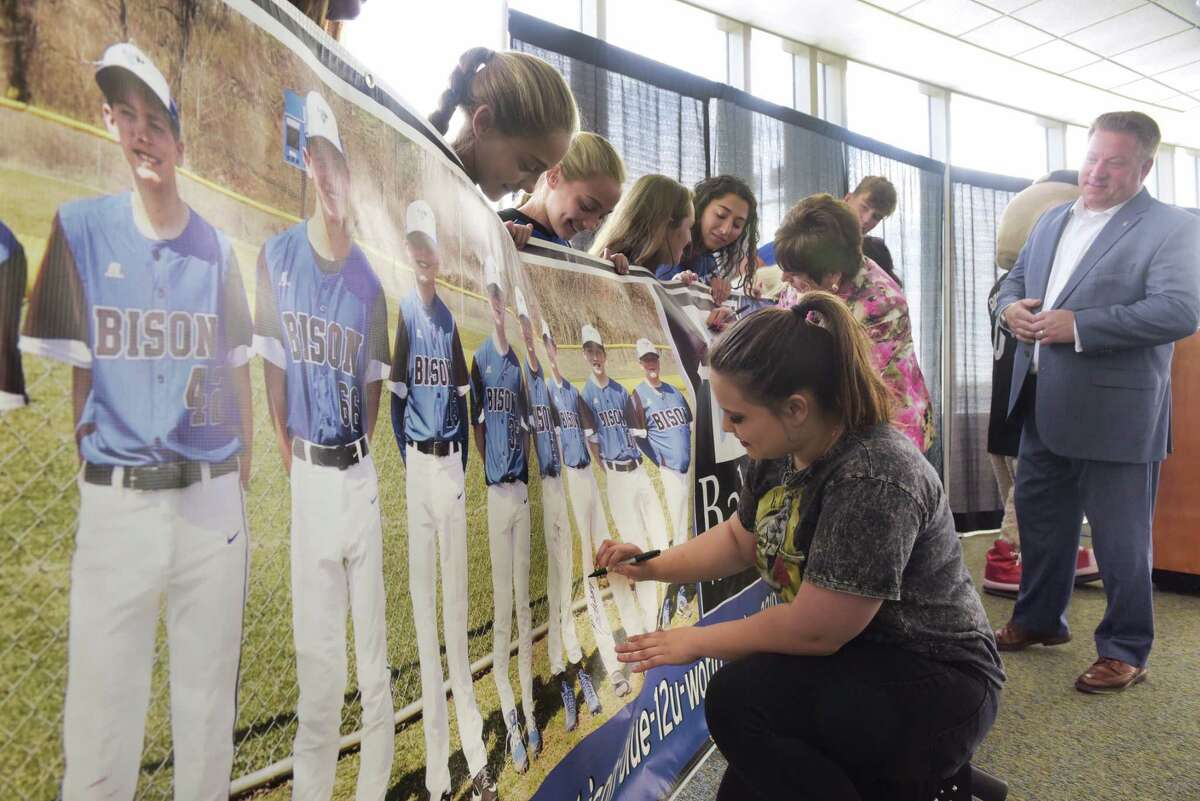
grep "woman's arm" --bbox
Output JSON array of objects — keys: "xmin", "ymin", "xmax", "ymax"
[
  {"xmin": 617, "ymin": 581, "xmax": 882, "ymax": 670},
  {"xmin": 595, "ymin": 511, "xmax": 757, "ymax": 584}
]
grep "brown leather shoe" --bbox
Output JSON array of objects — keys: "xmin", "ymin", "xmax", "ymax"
[
  {"xmin": 993, "ymin": 620, "xmax": 1071, "ymax": 651},
  {"xmin": 1075, "ymin": 657, "xmax": 1147, "ymax": 694}
]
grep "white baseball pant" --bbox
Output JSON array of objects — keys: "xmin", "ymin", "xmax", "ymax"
[
  {"xmin": 487, "ymin": 480, "xmax": 534, "ymax": 724},
  {"xmin": 604, "ymin": 464, "xmax": 672, "ymax": 633},
  {"xmin": 61, "ymin": 468, "xmax": 247, "ymax": 801},
  {"xmin": 658, "ymin": 466, "xmax": 692, "ymax": 548},
  {"xmin": 541, "ymin": 474, "xmax": 583, "ymax": 676},
  {"xmin": 289, "ymin": 449, "xmax": 393, "ymax": 801},
  {"xmin": 563, "ymin": 464, "xmax": 642, "ymax": 673},
  {"xmin": 406, "ymin": 448, "xmax": 487, "ymax": 798}
]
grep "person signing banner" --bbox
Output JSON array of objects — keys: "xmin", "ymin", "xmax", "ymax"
[{"xmin": 594, "ymin": 294, "xmax": 1003, "ymax": 800}]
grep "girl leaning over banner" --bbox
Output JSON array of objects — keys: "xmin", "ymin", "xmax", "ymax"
[
  {"xmin": 429, "ymin": 46, "xmax": 577, "ymax": 208},
  {"xmin": 588, "ymin": 174, "xmax": 693, "ymax": 276},
  {"xmin": 594, "ymin": 294, "xmax": 1004, "ymax": 801},
  {"xmin": 497, "ymin": 131, "xmax": 632, "ymax": 274},
  {"xmin": 660, "ymin": 175, "xmax": 760, "ymax": 304}
]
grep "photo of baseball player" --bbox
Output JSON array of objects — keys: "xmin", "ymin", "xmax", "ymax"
[
  {"xmin": 389, "ymin": 200, "xmax": 496, "ymax": 801},
  {"xmin": 469, "ymin": 260, "xmax": 539, "ymax": 773},
  {"xmin": 518, "ymin": 300, "xmax": 606, "ymax": 731},
  {"xmin": 631, "ymin": 338, "xmax": 695, "ymax": 624},
  {"xmin": 0, "ymin": 219, "xmax": 27, "ymax": 411},
  {"xmin": 542, "ymin": 323, "xmax": 637, "ymax": 700},
  {"xmin": 18, "ymin": 43, "xmax": 253, "ymax": 801},
  {"xmin": 253, "ymin": 91, "xmax": 394, "ymax": 801},
  {"xmin": 579, "ymin": 325, "xmax": 672, "ymax": 634}
]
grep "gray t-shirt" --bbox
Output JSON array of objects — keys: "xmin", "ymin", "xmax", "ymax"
[{"xmin": 737, "ymin": 423, "xmax": 1005, "ymax": 689}]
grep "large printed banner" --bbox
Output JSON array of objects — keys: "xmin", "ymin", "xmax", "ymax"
[{"xmin": 0, "ymin": 2, "xmax": 764, "ymax": 799}]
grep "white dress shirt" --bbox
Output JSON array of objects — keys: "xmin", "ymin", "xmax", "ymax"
[{"xmin": 1030, "ymin": 195, "xmax": 1131, "ymax": 372}]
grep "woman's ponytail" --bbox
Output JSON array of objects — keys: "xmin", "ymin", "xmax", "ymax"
[
  {"xmin": 709, "ymin": 292, "xmax": 892, "ymax": 432},
  {"xmin": 429, "ymin": 47, "xmax": 495, "ymax": 134},
  {"xmin": 790, "ymin": 293, "xmax": 893, "ymax": 430}
]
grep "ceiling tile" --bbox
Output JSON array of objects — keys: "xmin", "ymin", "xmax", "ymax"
[
  {"xmin": 1065, "ymin": 4, "xmax": 1192, "ymax": 56},
  {"xmin": 901, "ymin": 0, "xmax": 1001, "ymax": 36},
  {"xmin": 1016, "ymin": 39, "xmax": 1102, "ymax": 72},
  {"xmin": 871, "ymin": 0, "xmax": 923, "ymax": 9},
  {"xmin": 1112, "ymin": 29, "xmax": 1200, "ymax": 74},
  {"xmin": 961, "ymin": 15, "xmax": 1055, "ymax": 54},
  {"xmin": 1115, "ymin": 77, "xmax": 1183, "ymax": 102},
  {"xmin": 1157, "ymin": 59, "xmax": 1200, "ymax": 93},
  {"xmin": 1066, "ymin": 58, "xmax": 1143, "ymax": 89},
  {"xmin": 975, "ymin": 0, "xmax": 1036, "ymax": 11},
  {"xmin": 1158, "ymin": 93, "xmax": 1200, "ymax": 111},
  {"xmin": 1012, "ymin": 0, "xmax": 1143, "ymax": 36}
]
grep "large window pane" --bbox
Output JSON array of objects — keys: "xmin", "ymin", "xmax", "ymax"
[
  {"xmin": 1065, "ymin": 124, "xmax": 1089, "ymax": 172},
  {"xmin": 950, "ymin": 94, "xmax": 1045, "ymax": 179},
  {"xmin": 342, "ymin": 0, "xmax": 503, "ymax": 120},
  {"xmin": 511, "ymin": 0, "xmax": 580, "ymax": 30},
  {"xmin": 846, "ymin": 61, "xmax": 930, "ymax": 158},
  {"xmin": 1174, "ymin": 148, "xmax": 1198, "ymax": 209},
  {"xmin": 606, "ymin": 0, "xmax": 727, "ymax": 83},
  {"xmin": 750, "ymin": 28, "xmax": 793, "ymax": 109}
]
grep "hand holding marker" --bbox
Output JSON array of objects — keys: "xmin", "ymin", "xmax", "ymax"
[{"xmin": 589, "ymin": 549, "xmax": 661, "ymax": 578}]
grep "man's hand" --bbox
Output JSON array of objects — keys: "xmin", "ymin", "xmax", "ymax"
[
  {"xmin": 1030, "ymin": 308, "xmax": 1076, "ymax": 345},
  {"xmin": 1003, "ymin": 298, "xmax": 1043, "ymax": 344},
  {"xmin": 615, "ymin": 628, "xmax": 702, "ymax": 672},
  {"xmin": 504, "ymin": 220, "xmax": 533, "ymax": 249}
]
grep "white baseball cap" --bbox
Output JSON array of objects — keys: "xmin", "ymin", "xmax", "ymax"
[
  {"xmin": 304, "ymin": 90, "xmax": 343, "ymax": 155},
  {"xmin": 515, "ymin": 287, "xmax": 530, "ymax": 320},
  {"xmin": 406, "ymin": 200, "xmax": 437, "ymax": 246},
  {"xmin": 95, "ymin": 43, "xmax": 179, "ymax": 132},
  {"xmin": 581, "ymin": 324, "xmax": 603, "ymax": 347},
  {"xmin": 541, "ymin": 320, "xmax": 554, "ymax": 344},
  {"xmin": 636, "ymin": 338, "xmax": 659, "ymax": 359},
  {"xmin": 483, "ymin": 256, "xmax": 504, "ymax": 297}
]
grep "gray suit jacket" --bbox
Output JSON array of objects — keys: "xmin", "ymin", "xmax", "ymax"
[{"xmin": 997, "ymin": 188, "xmax": 1200, "ymax": 463}]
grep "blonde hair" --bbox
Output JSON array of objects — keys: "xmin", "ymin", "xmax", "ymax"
[
  {"xmin": 589, "ymin": 174, "xmax": 691, "ymax": 268},
  {"xmin": 520, "ymin": 131, "xmax": 626, "ymax": 205},
  {"xmin": 429, "ymin": 48, "xmax": 578, "ymax": 146}
]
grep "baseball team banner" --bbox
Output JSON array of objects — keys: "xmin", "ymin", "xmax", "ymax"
[{"xmin": 0, "ymin": 2, "xmax": 764, "ymax": 800}]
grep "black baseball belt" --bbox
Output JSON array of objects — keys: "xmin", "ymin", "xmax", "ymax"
[
  {"xmin": 83, "ymin": 456, "xmax": 239, "ymax": 491},
  {"xmin": 604, "ymin": 459, "xmax": 639, "ymax": 473},
  {"xmin": 293, "ymin": 437, "xmax": 369, "ymax": 470},
  {"xmin": 407, "ymin": 438, "xmax": 461, "ymax": 457}
]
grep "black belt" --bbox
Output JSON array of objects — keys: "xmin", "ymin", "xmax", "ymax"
[
  {"xmin": 84, "ymin": 457, "xmax": 239, "ymax": 491},
  {"xmin": 293, "ymin": 437, "xmax": 368, "ymax": 470},
  {"xmin": 408, "ymin": 439, "xmax": 460, "ymax": 457},
  {"xmin": 604, "ymin": 459, "xmax": 639, "ymax": 473}
]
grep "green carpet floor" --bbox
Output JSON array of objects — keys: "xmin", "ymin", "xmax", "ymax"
[{"xmin": 673, "ymin": 534, "xmax": 1200, "ymax": 801}]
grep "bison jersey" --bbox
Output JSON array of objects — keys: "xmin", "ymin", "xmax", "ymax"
[
  {"xmin": 21, "ymin": 194, "xmax": 251, "ymax": 465},
  {"xmin": 547, "ymin": 375, "xmax": 591, "ymax": 469},
  {"xmin": 581, "ymin": 376, "xmax": 640, "ymax": 464},
  {"xmin": 634, "ymin": 380, "xmax": 693, "ymax": 473},
  {"xmin": 470, "ymin": 338, "xmax": 529, "ymax": 486},
  {"xmin": 390, "ymin": 290, "xmax": 470, "ymax": 448},
  {"xmin": 524, "ymin": 360, "xmax": 560, "ymax": 478},
  {"xmin": 254, "ymin": 222, "xmax": 389, "ymax": 445}
]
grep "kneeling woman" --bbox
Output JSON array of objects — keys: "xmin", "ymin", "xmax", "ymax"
[{"xmin": 596, "ymin": 294, "xmax": 1003, "ymax": 800}]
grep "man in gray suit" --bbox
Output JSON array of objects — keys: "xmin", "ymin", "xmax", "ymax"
[{"xmin": 994, "ymin": 111, "xmax": 1200, "ymax": 693}]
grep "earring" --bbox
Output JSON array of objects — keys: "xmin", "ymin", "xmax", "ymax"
[{"xmin": 831, "ymin": 284, "xmax": 839, "ymax": 293}]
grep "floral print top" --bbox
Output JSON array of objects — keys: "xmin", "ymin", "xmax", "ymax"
[{"xmin": 778, "ymin": 258, "xmax": 935, "ymax": 454}]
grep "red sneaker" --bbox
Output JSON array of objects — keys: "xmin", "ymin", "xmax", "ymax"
[
  {"xmin": 1075, "ymin": 546, "xmax": 1101, "ymax": 585},
  {"xmin": 983, "ymin": 539, "xmax": 1021, "ymax": 596}
]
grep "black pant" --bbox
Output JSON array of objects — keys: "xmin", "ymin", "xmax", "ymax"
[{"xmin": 706, "ymin": 639, "xmax": 998, "ymax": 801}]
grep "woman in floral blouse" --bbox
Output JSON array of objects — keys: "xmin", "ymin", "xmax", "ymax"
[{"xmin": 774, "ymin": 193, "xmax": 935, "ymax": 455}]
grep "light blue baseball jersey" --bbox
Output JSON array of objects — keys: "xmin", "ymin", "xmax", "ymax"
[
  {"xmin": 634, "ymin": 380, "xmax": 693, "ymax": 473},
  {"xmin": 389, "ymin": 289, "xmax": 469, "ymax": 449},
  {"xmin": 21, "ymin": 194, "xmax": 251, "ymax": 465},
  {"xmin": 470, "ymin": 338, "xmax": 529, "ymax": 486},
  {"xmin": 547, "ymin": 374, "xmax": 591, "ymax": 469},
  {"xmin": 581, "ymin": 376, "xmax": 640, "ymax": 464},
  {"xmin": 255, "ymin": 222, "xmax": 389, "ymax": 446},
  {"xmin": 524, "ymin": 360, "xmax": 560, "ymax": 478}
]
